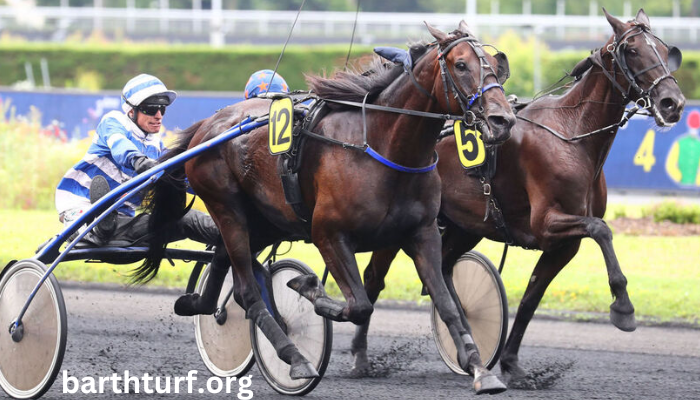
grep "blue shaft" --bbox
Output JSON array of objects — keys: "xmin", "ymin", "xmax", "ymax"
[
  {"xmin": 36, "ymin": 116, "xmax": 264, "ymax": 262},
  {"xmin": 14, "ymin": 172, "xmax": 162, "ymax": 328},
  {"xmin": 17, "ymin": 116, "xmax": 267, "ymax": 328}
]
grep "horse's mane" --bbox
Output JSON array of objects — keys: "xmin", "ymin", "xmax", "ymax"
[{"xmin": 306, "ymin": 42, "xmax": 431, "ymax": 104}]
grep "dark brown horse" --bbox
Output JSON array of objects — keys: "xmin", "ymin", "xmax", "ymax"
[
  {"xmin": 356, "ymin": 9, "xmax": 685, "ymax": 387},
  {"xmin": 137, "ymin": 22, "xmax": 515, "ymax": 393}
]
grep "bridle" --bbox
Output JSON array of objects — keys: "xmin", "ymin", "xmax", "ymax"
[
  {"xmin": 518, "ymin": 20, "xmax": 683, "ymax": 143},
  {"xmin": 593, "ymin": 22, "xmax": 681, "ymax": 104},
  {"xmin": 435, "ymin": 36, "xmax": 507, "ymax": 121}
]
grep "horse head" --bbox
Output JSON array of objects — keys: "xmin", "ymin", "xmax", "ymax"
[
  {"xmin": 603, "ymin": 8, "xmax": 685, "ymax": 127},
  {"xmin": 425, "ymin": 21, "xmax": 515, "ymax": 145}
]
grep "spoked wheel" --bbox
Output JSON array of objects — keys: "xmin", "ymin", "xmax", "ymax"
[
  {"xmin": 0, "ymin": 259, "xmax": 67, "ymax": 399},
  {"xmin": 251, "ymin": 259, "xmax": 332, "ymax": 396},
  {"xmin": 194, "ymin": 263, "xmax": 254, "ymax": 377},
  {"xmin": 431, "ymin": 251, "xmax": 508, "ymax": 374}
]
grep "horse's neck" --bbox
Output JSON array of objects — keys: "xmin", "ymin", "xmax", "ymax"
[
  {"xmin": 369, "ymin": 65, "xmax": 445, "ymax": 168},
  {"xmin": 556, "ymin": 66, "xmax": 630, "ymax": 172}
]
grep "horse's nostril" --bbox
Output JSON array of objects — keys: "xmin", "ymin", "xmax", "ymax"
[
  {"xmin": 488, "ymin": 116, "xmax": 507, "ymax": 129},
  {"xmin": 488, "ymin": 115, "xmax": 515, "ymax": 131},
  {"xmin": 660, "ymin": 98, "xmax": 677, "ymax": 112}
]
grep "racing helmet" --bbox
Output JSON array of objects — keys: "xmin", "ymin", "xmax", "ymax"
[
  {"xmin": 121, "ymin": 74, "xmax": 177, "ymax": 113},
  {"xmin": 245, "ymin": 69, "xmax": 289, "ymax": 99}
]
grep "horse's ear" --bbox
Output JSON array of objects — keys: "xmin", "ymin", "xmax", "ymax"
[
  {"xmin": 635, "ymin": 8, "xmax": 651, "ymax": 28},
  {"xmin": 603, "ymin": 7, "xmax": 626, "ymax": 36},
  {"xmin": 457, "ymin": 20, "xmax": 474, "ymax": 36},
  {"xmin": 493, "ymin": 52, "xmax": 510, "ymax": 85},
  {"xmin": 425, "ymin": 21, "xmax": 447, "ymax": 42},
  {"xmin": 570, "ymin": 56, "xmax": 593, "ymax": 78}
]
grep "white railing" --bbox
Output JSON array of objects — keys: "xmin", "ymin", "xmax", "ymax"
[{"xmin": 0, "ymin": 6, "xmax": 698, "ymax": 47}]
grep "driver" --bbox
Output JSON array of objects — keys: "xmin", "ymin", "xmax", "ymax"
[
  {"xmin": 244, "ymin": 69, "xmax": 289, "ymax": 99},
  {"xmin": 55, "ymin": 73, "xmax": 220, "ymax": 248}
]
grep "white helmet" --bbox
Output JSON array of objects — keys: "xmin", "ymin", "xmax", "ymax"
[{"xmin": 121, "ymin": 74, "xmax": 177, "ymax": 113}]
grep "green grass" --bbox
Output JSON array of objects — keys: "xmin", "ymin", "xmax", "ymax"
[{"xmin": 2, "ymin": 208, "xmax": 698, "ymax": 324}]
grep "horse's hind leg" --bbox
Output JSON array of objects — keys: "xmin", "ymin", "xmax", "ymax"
[
  {"xmin": 404, "ymin": 223, "xmax": 505, "ymax": 395},
  {"xmin": 211, "ymin": 207, "xmax": 318, "ymax": 379},
  {"xmin": 174, "ymin": 245, "xmax": 229, "ymax": 316},
  {"xmin": 350, "ymin": 247, "xmax": 400, "ymax": 373},
  {"xmin": 500, "ymin": 243, "xmax": 579, "ymax": 385},
  {"xmin": 441, "ymin": 225, "xmax": 483, "ymax": 331}
]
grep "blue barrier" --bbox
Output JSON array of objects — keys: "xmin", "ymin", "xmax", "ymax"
[{"xmin": 1, "ymin": 89, "xmax": 699, "ymax": 195}]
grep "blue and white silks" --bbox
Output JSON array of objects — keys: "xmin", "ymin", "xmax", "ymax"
[{"xmin": 55, "ymin": 110, "xmax": 164, "ymax": 217}]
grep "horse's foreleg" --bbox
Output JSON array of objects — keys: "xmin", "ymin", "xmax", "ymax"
[
  {"xmin": 289, "ymin": 230, "xmax": 373, "ymax": 325},
  {"xmin": 350, "ymin": 247, "xmax": 400, "ymax": 373},
  {"xmin": 535, "ymin": 212, "xmax": 636, "ymax": 331},
  {"xmin": 587, "ymin": 218, "xmax": 636, "ymax": 331},
  {"xmin": 499, "ymin": 243, "xmax": 579, "ymax": 384},
  {"xmin": 404, "ymin": 223, "xmax": 506, "ymax": 395}
]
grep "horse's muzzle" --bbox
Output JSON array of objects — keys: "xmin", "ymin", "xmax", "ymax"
[{"xmin": 484, "ymin": 113, "xmax": 516, "ymax": 145}]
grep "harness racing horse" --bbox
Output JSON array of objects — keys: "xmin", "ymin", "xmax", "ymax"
[
  {"xmin": 136, "ymin": 22, "xmax": 516, "ymax": 394},
  {"xmin": 357, "ymin": 9, "xmax": 685, "ymax": 387}
]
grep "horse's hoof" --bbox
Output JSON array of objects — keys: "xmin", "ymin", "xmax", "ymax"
[
  {"xmin": 351, "ymin": 352, "xmax": 371, "ymax": 376},
  {"xmin": 174, "ymin": 293, "xmax": 215, "ymax": 317},
  {"xmin": 314, "ymin": 296, "xmax": 346, "ymax": 321},
  {"xmin": 290, "ymin": 361, "xmax": 319, "ymax": 380},
  {"xmin": 610, "ymin": 308, "xmax": 636, "ymax": 332},
  {"xmin": 287, "ymin": 274, "xmax": 325, "ymax": 300},
  {"xmin": 474, "ymin": 373, "xmax": 507, "ymax": 395}
]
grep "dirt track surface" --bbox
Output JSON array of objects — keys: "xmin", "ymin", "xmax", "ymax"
[{"xmin": 23, "ymin": 284, "xmax": 700, "ymax": 399}]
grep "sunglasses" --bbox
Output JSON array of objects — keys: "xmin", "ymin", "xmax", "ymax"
[{"xmin": 137, "ymin": 104, "xmax": 167, "ymax": 116}]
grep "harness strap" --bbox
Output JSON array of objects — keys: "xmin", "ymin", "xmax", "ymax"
[
  {"xmin": 365, "ymin": 147, "xmax": 438, "ymax": 173},
  {"xmin": 516, "ymin": 104, "xmax": 641, "ymax": 142},
  {"xmin": 467, "ymin": 83, "xmax": 504, "ymax": 108},
  {"xmin": 407, "ymin": 67, "xmax": 438, "ymax": 102},
  {"xmin": 300, "ymin": 127, "xmax": 438, "ymax": 173},
  {"xmin": 591, "ymin": 51, "xmax": 631, "ymax": 102},
  {"xmin": 321, "ymin": 98, "xmax": 463, "ymax": 121}
]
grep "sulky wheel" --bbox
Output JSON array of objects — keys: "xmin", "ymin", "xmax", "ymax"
[
  {"xmin": 194, "ymin": 263, "xmax": 254, "ymax": 378},
  {"xmin": 251, "ymin": 259, "xmax": 332, "ymax": 396},
  {"xmin": 0, "ymin": 259, "xmax": 67, "ymax": 399},
  {"xmin": 431, "ymin": 250, "xmax": 508, "ymax": 374}
]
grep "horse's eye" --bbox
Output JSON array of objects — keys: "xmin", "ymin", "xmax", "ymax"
[
  {"xmin": 627, "ymin": 48, "xmax": 638, "ymax": 56},
  {"xmin": 455, "ymin": 62, "xmax": 467, "ymax": 71}
]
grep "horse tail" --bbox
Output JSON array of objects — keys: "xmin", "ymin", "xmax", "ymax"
[{"xmin": 130, "ymin": 120, "xmax": 205, "ymax": 285}]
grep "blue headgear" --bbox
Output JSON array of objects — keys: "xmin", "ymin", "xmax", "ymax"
[{"xmin": 245, "ymin": 70, "xmax": 289, "ymax": 99}]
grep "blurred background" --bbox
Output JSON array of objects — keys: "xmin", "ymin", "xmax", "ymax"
[{"xmin": 1, "ymin": 0, "xmax": 700, "ymax": 209}]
